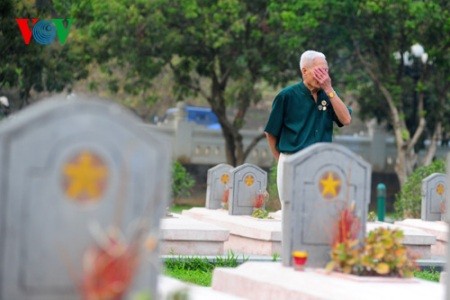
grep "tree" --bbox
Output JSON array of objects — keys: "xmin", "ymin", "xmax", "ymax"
[
  {"xmin": 279, "ymin": 0, "xmax": 449, "ymax": 186},
  {"xmin": 348, "ymin": 0, "xmax": 449, "ymax": 186},
  {"xmin": 71, "ymin": 0, "xmax": 319, "ymax": 166},
  {"xmin": 0, "ymin": 0, "xmax": 90, "ymax": 109}
]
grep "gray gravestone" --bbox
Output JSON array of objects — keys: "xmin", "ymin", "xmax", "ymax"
[
  {"xmin": 228, "ymin": 163, "xmax": 267, "ymax": 215},
  {"xmin": 0, "ymin": 94, "xmax": 170, "ymax": 300},
  {"xmin": 445, "ymin": 153, "xmax": 450, "ymax": 299},
  {"xmin": 421, "ymin": 173, "xmax": 447, "ymax": 221},
  {"xmin": 205, "ymin": 163, "xmax": 233, "ymax": 209},
  {"xmin": 281, "ymin": 143, "xmax": 371, "ymax": 268}
]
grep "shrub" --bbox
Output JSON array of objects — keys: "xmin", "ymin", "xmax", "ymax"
[
  {"xmin": 326, "ymin": 227, "xmax": 418, "ymax": 277},
  {"xmin": 394, "ymin": 159, "xmax": 446, "ymax": 218},
  {"xmin": 171, "ymin": 160, "xmax": 195, "ymax": 200}
]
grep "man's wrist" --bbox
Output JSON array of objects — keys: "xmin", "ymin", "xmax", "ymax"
[
  {"xmin": 324, "ymin": 87, "xmax": 335, "ymax": 98},
  {"xmin": 324, "ymin": 86, "xmax": 334, "ymax": 94}
]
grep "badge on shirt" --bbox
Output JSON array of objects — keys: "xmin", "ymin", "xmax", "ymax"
[{"xmin": 318, "ymin": 100, "xmax": 328, "ymax": 111}]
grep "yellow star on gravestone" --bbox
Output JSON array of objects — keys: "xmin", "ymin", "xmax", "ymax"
[
  {"xmin": 320, "ymin": 171, "xmax": 341, "ymax": 199},
  {"xmin": 221, "ymin": 173, "xmax": 229, "ymax": 184},
  {"xmin": 244, "ymin": 175, "xmax": 254, "ymax": 187},
  {"xmin": 436, "ymin": 183, "xmax": 445, "ymax": 196},
  {"xmin": 63, "ymin": 151, "xmax": 108, "ymax": 202}
]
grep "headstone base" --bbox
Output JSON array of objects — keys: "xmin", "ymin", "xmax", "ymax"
[
  {"xmin": 159, "ymin": 214, "xmax": 229, "ymax": 255},
  {"xmin": 183, "ymin": 208, "xmax": 281, "ymax": 256},
  {"xmin": 159, "ymin": 276, "xmax": 242, "ymax": 299},
  {"xmin": 394, "ymin": 219, "xmax": 447, "ymax": 256},
  {"xmin": 182, "ymin": 209, "xmax": 436, "ymax": 258},
  {"xmin": 212, "ymin": 262, "xmax": 444, "ymax": 300}
]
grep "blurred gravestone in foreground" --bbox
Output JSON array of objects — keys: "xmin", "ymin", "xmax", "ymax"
[{"xmin": 0, "ymin": 94, "xmax": 170, "ymax": 300}]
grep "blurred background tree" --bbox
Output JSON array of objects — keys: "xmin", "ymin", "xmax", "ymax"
[
  {"xmin": 2, "ymin": 0, "xmax": 448, "ymax": 184},
  {"xmin": 0, "ymin": 0, "xmax": 91, "ymax": 109},
  {"xmin": 276, "ymin": 0, "xmax": 449, "ymax": 186}
]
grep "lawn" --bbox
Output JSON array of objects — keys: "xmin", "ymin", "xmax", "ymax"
[
  {"xmin": 164, "ymin": 256, "xmax": 441, "ymax": 286},
  {"xmin": 169, "ymin": 204, "xmax": 196, "ymax": 214},
  {"xmin": 163, "ymin": 252, "xmax": 243, "ymax": 286}
]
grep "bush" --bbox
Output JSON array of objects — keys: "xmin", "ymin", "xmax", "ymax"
[
  {"xmin": 171, "ymin": 160, "xmax": 195, "ymax": 200},
  {"xmin": 326, "ymin": 227, "xmax": 418, "ymax": 277},
  {"xmin": 394, "ymin": 159, "xmax": 446, "ymax": 218}
]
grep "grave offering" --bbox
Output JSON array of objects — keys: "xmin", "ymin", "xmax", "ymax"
[
  {"xmin": 0, "ymin": 94, "xmax": 170, "ymax": 300},
  {"xmin": 421, "ymin": 173, "xmax": 447, "ymax": 221},
  {"xmin": 205, "ymin": 163, "xmax": 233, "ymax": 209},
  {"xmin": 281, "ymin": 143, "xmax": 371, "ymax": 268},
  {"xmin": 228, "ymin": 163, "xmax": 267, "ymax": 215}
]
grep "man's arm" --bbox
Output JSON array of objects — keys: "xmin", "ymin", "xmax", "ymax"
[
  {"xmin": 265, "ymin": 132, "xmax": 280, "ymax": 161},
  {"xmin": 314, "ymin": 68, "xmax": 351, "ymax": 126},
  {"xmin": 324, "ymin": 90, "xmax": 351, "ymax": 126}
]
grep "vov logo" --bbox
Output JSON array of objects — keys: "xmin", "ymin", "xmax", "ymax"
[{"xmin": 16, "ymin": 18, "xmax": 73, "ymax": 45}]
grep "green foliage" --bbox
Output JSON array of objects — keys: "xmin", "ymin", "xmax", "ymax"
[
  {"xmin": 361, "ymin": 228, "xmax": 417, "ymax": 277},
  {"xmin": 169, "ymin": 204, "xmax": 195, "ymax": 214},
  {"xmin": 251, "ymin": 208, "xmax": 269, "ymax": 219},
  {"xmin": 327, "ymin": 239, "xmax": 361, "ymax": 275},
  {"xmin": 395, "ymin": 159, "xmax": 446, "ymax": 218},
  {"xmin": 164, "ymin": 268, "xmax": 212, "ymax": 287},
  {"xmin": 414, "ymin": 268, "xmax": 440, "ymax": 282},
  {"xmin": 171, "ymin": 161, "xmax": 195, "ymax": 200},
  {"xmin": 0, "ymin": 0, "xmax": 90, "ymax": 107},
  {"xmin": 272, "ymin": 252, "xmax": 280, "ymax": 262},
  {"xmin": 327, "ymin": 228, "xmax": 418, "ymax": 278},
  {"xmin": 164, "ymin": 251, "xmax": 243, "ymax": 286},
  {"xmin": 368, "ymin": 211, "xmax": 377, "ymax": 222}
]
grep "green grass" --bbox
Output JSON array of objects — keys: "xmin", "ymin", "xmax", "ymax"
[
  {"xmin": 164, "ymin": 254, "xmax": 441, "ymax": 286},
  {"xmin": 163, "ymin": 251, "xmax": 244, "ymax": 286},
  {"xmin": 414, "ymin": 268, "xmax": 441, "ymax": 282},
  {"xmin": 169, "ymin": 204, "xmax": 195, "ymax": 213},
  {"xmin": 165, "ymin": 268, "xmax": 213, "ymax": 286}
]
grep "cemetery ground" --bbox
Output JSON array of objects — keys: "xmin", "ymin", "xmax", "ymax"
[
  {"xmin": 0, "ymin": 96, "xmax": 446, "ymax": 299},
  {"xmin": 168, "ymin": 186, "xmax": 443, "ymax": 285}
]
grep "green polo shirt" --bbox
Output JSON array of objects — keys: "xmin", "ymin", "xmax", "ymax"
[{"xmin": 264, "ymin": 82, "xmax": 351, "ymax": 153}]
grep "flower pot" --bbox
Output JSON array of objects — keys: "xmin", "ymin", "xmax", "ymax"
[{"xmin": 292, "ymin": 251, "xmax": 308, "ymax": 271}]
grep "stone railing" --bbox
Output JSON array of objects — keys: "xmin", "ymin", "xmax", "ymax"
[{"xmin": 145, "ymin": 121, "xmax": 449, "ymax": 172}]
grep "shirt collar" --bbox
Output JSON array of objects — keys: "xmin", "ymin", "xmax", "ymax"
[{"xmin": 299, "ymin": 81, "xmax": 325, "ymax": 97}]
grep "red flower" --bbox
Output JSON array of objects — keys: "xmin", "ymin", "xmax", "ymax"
[
  {"xmin": 222, "ymin": 188, "xmax": 229, "ymax": 204},
  {"xmin": 81, "ymin": 236, "xmax": 139, "ymax": 300}
]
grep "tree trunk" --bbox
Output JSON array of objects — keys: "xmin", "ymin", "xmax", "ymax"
[
  {"xmin": 422, "ymin": 122, "xmax": 442, "ymax": 166},
  {"xmin": 355, "ymin": 48, "xmax": 427, "ymax": 188}
]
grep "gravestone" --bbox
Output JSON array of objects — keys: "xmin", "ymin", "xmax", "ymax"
[
  {"xmin": 228, "ymin": 163, "xmax": 267, "ymax": 215},
  {"xmin": 0, "ymin": 94, "xmax": 170, "ymax": 300},
  {"xmin": 445, "ymin": 153, "xmax": 450, "ymax": 299},
  {"xmin": 421, "ymin": 173, "xmax": 447, "ymax": 221},
  {"xmin": 281, "ymin": 143, "xmax": 371, "ymax": 268},
  {"xmin": 205, "ymin": 163, "xmax": 233, "ymax": 209}
]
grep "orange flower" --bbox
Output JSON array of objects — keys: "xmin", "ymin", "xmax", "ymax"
[{"xmin": 81, "ymin": 236, "xmax": 139, "ymax": 300}]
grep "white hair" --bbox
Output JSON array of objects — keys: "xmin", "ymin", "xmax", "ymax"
[
  {"xmin": 0, "ymin": 96, "xmax": 9, "ymax": 107},
  {"xmin": 299, "ymin": 50, "xmax": 326, "ymax": 69}
]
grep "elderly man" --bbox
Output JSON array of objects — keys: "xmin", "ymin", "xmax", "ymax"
[{"xmin": 264, "ymin": 50, "xmax": 352, "ymax": 208}]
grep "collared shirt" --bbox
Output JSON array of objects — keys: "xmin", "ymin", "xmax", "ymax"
[{"xmin": 264, "ymin": 82, "xmax": 351, "ymax": 153}]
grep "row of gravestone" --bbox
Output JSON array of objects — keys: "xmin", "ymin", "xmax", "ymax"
[
  {"xmin": 206, "ymin": 143, "xmax": 373, "ymax": 268},
  {"xmin": 205, "ymin": 163, "xmax": 268, "ymax": 215}
]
